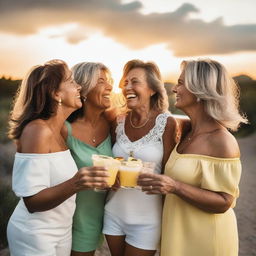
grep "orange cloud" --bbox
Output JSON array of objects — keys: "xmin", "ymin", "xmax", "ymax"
[{"xmin": 0, "ymin": 1, "xmax": 256, "ymax": 56}]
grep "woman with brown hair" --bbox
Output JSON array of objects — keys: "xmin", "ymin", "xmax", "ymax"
[
  {"xmin": 103, "ymin": 59, "xmax": 178, "ymax": 256},
  {"xmin": 7, "ymin": 59, "xmax": 109, "ymax": 256}
]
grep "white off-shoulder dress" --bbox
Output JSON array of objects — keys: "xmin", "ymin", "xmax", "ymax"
[{"xmin": 7, "ymin": 150, "xmax": 78, "ymax": 256}]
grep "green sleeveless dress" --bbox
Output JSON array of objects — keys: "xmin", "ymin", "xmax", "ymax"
[{"xmin": 65, "ymin": 121, "xmax": 113, "ymax": 252}]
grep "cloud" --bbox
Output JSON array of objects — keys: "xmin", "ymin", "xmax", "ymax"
[{"xmin": 0, "ymin": 0, "xmax": 255, "ymax": 56}]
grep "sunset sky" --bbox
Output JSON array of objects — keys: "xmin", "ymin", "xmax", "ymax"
[{"xmin": 0, "ymin": 0, "xmax": 256, "ymax": 91}]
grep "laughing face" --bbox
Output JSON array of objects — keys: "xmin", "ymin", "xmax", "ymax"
[
  {"xmin": 58, "ymin": 68, "xmax": 82, "ymax": 110},
  {"xmin": 86, "ymin": 70, "xmax": 113, "ymax": 109},
  {"xmin": 122, "ymin": 68, "xmax": 154, "ymax": 110}
]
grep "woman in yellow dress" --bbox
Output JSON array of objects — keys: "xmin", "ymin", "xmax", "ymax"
[{"xmin": 138, "ymin": 59, "xmax": 248, "ymax": 256}]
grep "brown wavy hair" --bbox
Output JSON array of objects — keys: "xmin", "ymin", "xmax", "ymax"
[
  {"xmin": 119, "ymin": 59, "xmax": 169, "ymax": 112},
  {"xmin": 8, "ymin": 59, "xmax": 68, "ymax": 140}
]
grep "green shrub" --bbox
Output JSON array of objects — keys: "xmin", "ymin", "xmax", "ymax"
[
  {"xmin": 0, "ymin": 180, "xmax": 19, "ymax": 249},
  {"xmin": 0, "ymin": 97, "xmax": 13, "ymax": 143}
]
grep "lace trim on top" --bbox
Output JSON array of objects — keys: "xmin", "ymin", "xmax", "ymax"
[{"xmin": 116, "ymin": 112, "xmax": 171, "ymax": 152}]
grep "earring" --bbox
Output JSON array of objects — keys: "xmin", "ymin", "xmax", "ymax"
[
  {"xmin": 58, "ymin": 98, "xmax": 62, "ymax": 106},
  {"xmin": 82, "ymin": 96, "xmax": 87, "ymax": 102},
  {"xmin": 196, "ymin": 97, "xmax": 200, "ymax": 102}
]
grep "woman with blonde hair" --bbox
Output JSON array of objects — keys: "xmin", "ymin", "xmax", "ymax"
[
  {"xmin": 61, "ymin": 62, "xmax": 114, "ymax": 256},
  {"xmin": 7, "ymin": 60, "xmax": 109, "ymax": 256},
  {"xmin": 138, "ymin": 58, "xmax": 248, "ymax": 256},
  {"xmin": 103, "ymin": 59, "xmax": 178, "ymax": 256}
]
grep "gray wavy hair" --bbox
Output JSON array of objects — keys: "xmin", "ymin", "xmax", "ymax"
[
  {"xmin": 68, "ymin": 62, "xmax": 112, "ymax": 122},
  {"xmin": 72, "ymin": 62, "xmax": 111, "ymax": 100},
  {"xmin": 181, "ymin": 58, "xmax": 248, "ymax": 131}
]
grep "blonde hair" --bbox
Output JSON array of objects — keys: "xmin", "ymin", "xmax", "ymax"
[
  {"xmin": 68, "ymin": 62, "xmax": 112, "ymax": 122},
  {"xmin": 181, "ymin": 58, "xmax": 248, "ymax": 131},
  {"xmin": 120, "ymin": 59, "xmax": 169, "ymax": 112}
]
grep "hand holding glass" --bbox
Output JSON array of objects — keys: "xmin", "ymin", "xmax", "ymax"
[{"xmin": 92, "ymin": 155, "xmax": 120, "ymax": 187}]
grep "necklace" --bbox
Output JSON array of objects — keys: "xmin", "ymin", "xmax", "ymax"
[
  {"xmin": 186, "ymin": 128, "xmax": 221, "ymax": 142},
  {"xmin": 129, "ymin": 111, "xmax": 150, "ymax": 129}
]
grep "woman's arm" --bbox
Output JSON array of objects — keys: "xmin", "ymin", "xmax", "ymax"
[
  {"xmin": 24, "ymin": 166, "xmax": 108, "ymax": 213},
  {"xmin": 138, "ymin": 173, "xmax": 233, "ymax": 214},
  {"xmin": 20, "ymin": 122, "xmax": 108, "ymax": 213},
  {"xmin": 175, "ymin": 115, "xmax": 191, "ymax": 141},
  {"xmin": 161, "ymin": 116, "xmax": 178, "ymax": 168},
  {"xmin": 110, "ymin": 119, "xmax": 117, "ymax": 146},
  {"xmin": 138, "ymin": 131, "xmax": 239, "ymax": 214}
]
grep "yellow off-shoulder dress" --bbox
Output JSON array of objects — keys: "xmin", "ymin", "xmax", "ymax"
[{"xmin": 161, "ymin": 145, "xmax": 241, "ymax": 256}]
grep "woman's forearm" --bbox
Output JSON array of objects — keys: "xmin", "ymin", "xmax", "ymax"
[
  {"xmin": 23, "ymin": 178, "xmax": 77, "ymax": 213},
  {"xmin": 173, "ymin": 181, "xmax": 233, "ymax": 213}
]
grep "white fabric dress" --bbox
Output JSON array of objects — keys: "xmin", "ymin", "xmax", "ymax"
[
  {"xmin": 103, "ymin": 112, "xmax": 170, "ymax": 250},
  {"xmin": 7, "ymin": 150, "xmax": 77, "ymax": 256}
]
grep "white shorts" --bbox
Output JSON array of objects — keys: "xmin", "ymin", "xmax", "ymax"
[
  {"xmin": 7, "ymin": 220, "xmax": 71, "ymax": 256},
  {"xmin": 103, "ymin": 210, "xmax": 160, "ymax": 250}
]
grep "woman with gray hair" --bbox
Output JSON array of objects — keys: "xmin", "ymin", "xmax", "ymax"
[
  {"xmin": 103, "ymin": 59, "xmax": 178, "ymax": 256},
  {"xmin": 138, "ymin": 59, "xmax": 248, "ymax": 256},
  {"xmin": 61, "ymin": 62, "xmax": 113, "ymax": 256}
]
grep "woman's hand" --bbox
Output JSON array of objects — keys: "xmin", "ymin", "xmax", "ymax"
[
  {"xmin": 110, "ymin": 172, "xmax": 121, "ymax": 191},
  {"xmin": 137, "ymin": 172, "xmax": 177, "ymax": 195},
  {"xmin": 73, "ymin": 166, "xmax": 109, "ymax": 191}
]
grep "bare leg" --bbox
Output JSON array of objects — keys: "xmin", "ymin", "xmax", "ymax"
[
  {"xmin": 124, "ymin": 243, "xmax": 156, "ymax": 256},
  {"xmin": 71, "ymin": 250, "xmax": 95, "ymax": 256},
  {"xmin": 105, "ymin": 235, "xmax": 126, "ymax": 256}
]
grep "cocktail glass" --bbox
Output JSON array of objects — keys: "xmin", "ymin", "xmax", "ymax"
[
  {"xmin": 92, "ymin": 154, "xmax": 120, "ymax": 188},
  {"xmin": 141, "ymin": 161, "xmax": 156, "ymax": 173},
  {"xmin": 119, "ymin": 160, "xmax": 143, "ymax": 188}
]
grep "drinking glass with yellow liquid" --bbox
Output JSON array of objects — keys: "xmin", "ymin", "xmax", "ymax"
[
  {"xmin": 141, "ymin": 161, "xmax": 156, "ymax": 174},
  {"xmin": 92, "ymin": 155, "xmax": 120, "ymax": 187},
  {"xmin": 119, "ymin": 159, "xmax": 143, "ymax": 188}
]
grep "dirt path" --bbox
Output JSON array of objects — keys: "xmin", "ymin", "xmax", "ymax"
[{"xmin": 235, "ymin": 134, "xmax": 256, "ymax": 256}]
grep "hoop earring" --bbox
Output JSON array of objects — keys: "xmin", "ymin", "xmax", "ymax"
[{"xmin": 58, "ymin": 98, "xmax": 62, "ymax": 106}]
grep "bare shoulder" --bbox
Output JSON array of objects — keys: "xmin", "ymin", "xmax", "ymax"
[
  {"xmin": 162, "ymin": 115, "xmax": 178, "ymax": 142},
  {"xmin": 60, "ymin": 123, "xmax": 68, "ymax": 140},
  {"xmin": 207, "ymin": 129, "xmax": 240, "ymax": 158},
  {"xmin": 166, "ymin": 115, "xmax": 177, "ymax": 128},
  {"xmin": 19, "ymin": 120, "xmax": 52, "ymax": 153}
]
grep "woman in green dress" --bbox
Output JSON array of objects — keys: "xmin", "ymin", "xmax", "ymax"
[{"xmin": 61, "ymin": 62, "xmax": 114, "ymax": 256}]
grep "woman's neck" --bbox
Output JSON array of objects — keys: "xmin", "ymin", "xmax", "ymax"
[
  {"xmin": 82, "ymin": 105, "xmax": 105, "ymax": 126},
  {"xmin": 188, "ymin": 110, "xmax": 222, "ymax": 135}
]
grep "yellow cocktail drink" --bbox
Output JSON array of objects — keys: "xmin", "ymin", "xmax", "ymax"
[
  {"xmin": 106, "ymin": 159, "xmax": 120, "ymax": 186},
  {"xmin": 92, "ymin": 155, "xmax": 120, "ymax": 186},
  {"xmin": 119, "ymin": 160, "xmax": 143, "ymax": 187}
]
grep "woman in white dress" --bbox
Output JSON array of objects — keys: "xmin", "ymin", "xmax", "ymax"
[
  {"xmin": 7, "ymin": 60, "xmax": 109, "ymax": 256},
  {"xmin": 103, "ymin": 60, "xmax": 178, "ymax": 256}
]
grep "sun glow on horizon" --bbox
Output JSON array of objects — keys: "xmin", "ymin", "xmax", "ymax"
[{"xmin": 0, "ymin": 24, "xmax": 256, "ymax": 92}]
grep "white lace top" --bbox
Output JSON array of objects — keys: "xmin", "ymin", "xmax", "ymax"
[{"xmin": 104, "ymin": 112, "xmax": 170, "ymax": 223}]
